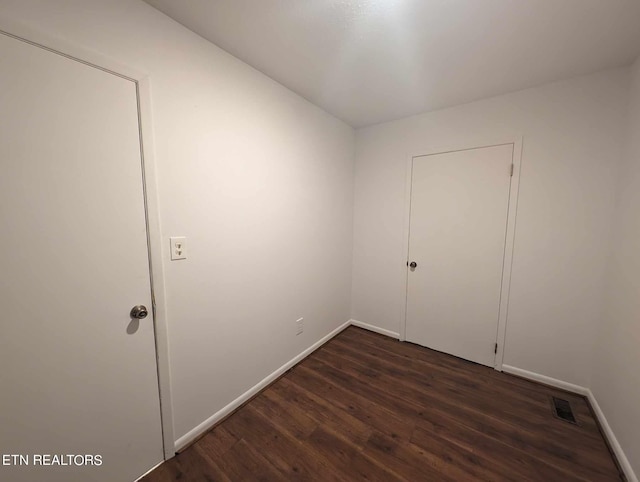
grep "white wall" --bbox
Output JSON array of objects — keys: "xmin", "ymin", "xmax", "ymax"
[
  {"xmin": 352, "ymin": 69, "xmax": 629, "ymax": 387},
  {"xmin": 591, "ymin": 56, "xmax": 640, "ymax": 477},
  {"xmin": 0, "ymin": 0, "xmax": 355, "ymax": 443}
]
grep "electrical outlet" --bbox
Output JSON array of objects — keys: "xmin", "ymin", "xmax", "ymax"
[
  {"xmin": 296, "ymin": 317, "xmax": 304, "ymax": 335},
  {"xmin": 170, "ymin": 236, "xmax": 187, "ymax": 260}
]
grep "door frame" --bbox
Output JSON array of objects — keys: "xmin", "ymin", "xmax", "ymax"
[
  {"xmin": 0, "ymin": 16, "xmax": 175, "ymax": 459},
  {"xmin": 399, "ymin": 138, "xmax": 523, "ymax": 371}
]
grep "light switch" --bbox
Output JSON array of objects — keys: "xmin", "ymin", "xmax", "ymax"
[{"xmin": 170, "ymin": 236, "xmax": 187, "ymax": 260}]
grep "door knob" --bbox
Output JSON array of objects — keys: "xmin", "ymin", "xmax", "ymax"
[
  {"xmin": 130, "ymin": 305, "xmax": 149, "ymax": 319},
  {"xmin": 409, "ymin": 261, "xmax": 417, "ymax": 269}
]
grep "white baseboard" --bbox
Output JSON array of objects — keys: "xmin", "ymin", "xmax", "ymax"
[
  {"xmin": 349, "ymin": 319, "xmax": 400, "ymax": 339},
  {"xmin": 586, "ymin": 389, "xmax": 638, "ymax": 482},
  {"xmin": 501, "ymin": 365, "xmax": 589, "ymax": 396},
  {"xmin": 173, "ymin": 319, "xmax": 351, "ymax": 452},
  {"xmin": 135, "ymin": 460, "xmax": 165, "ymax": 482},
  {"xmin": 172, "ymin": 326, "xmax": 636, "ymax": 482},
  {"xmin": 502, "ymin": 365, "xmax": 636, "ymax": 482}
]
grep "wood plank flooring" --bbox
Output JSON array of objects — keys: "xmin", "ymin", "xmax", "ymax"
[{"xmin": 142, "ymin": 326, "xmax": 622, "ymax": 481}]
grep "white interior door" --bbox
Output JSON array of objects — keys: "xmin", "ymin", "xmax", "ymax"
[
  {"xmin": 405, "ymin": 144, "xmax": 513, "ymax": 367},
  {"xmin": 0, "ymin": 33, "xmax": 164, "ymax": 481}
]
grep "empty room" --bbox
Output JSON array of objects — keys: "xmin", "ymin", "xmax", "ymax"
[{"xmin": 1, "ymin": 1, "xmax": 639, "ymax": 481}]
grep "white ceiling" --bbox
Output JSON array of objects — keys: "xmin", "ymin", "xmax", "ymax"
[{"xmin": 143, "ymin": 0, "xmax": 640, "ymax": 128}]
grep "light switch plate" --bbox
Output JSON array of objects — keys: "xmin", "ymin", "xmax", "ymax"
[{"xmin": 170, "ymin": 236, "xmax": 187, "ymax": 260}]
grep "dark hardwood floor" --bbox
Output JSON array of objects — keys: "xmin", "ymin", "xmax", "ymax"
[{"xmin": 143, "ymin": 326, "xmax": 622, "ymax": 481}]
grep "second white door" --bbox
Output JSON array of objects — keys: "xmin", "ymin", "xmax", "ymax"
[{"xmin": 405, "ymin": 144, "xmax": 513, "ymax": 367}]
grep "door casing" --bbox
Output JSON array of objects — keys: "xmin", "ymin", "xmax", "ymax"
[
  {"xmin": 0, "ymin": 15, "xmax": 175, "ymax": 460},
  {"xmin": 399, "ymin": 138, "xmax": 523, "ymax": 372}
]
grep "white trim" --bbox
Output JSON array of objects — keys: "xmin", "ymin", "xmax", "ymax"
[
  {"xmin": 0, "ymin": 18, "xmax": 175, "ymax": 459},
  {"xmin": 174, "ymin": 320, "xmax": 352, "ymax": 451},
  {"xmin": 401, "ymin": 138, "xmax": 523, "ymax": 371},
  {"xmin": 586, "ymin": 389, "xmax": 638, "ymax": 482},
  {"xmin": 137, "ymin": 77, "xmax": 175, "ymax": 460},
  {"xmin": 399, "ymin": 155, "xmax": 414, "ymax": 342},
  {"xmin": 350, "ymin": 319, "xmax": 400, "ymax": 339},
  {"xmin": 501, "ymin": 365, "xmax": 589, "ymax": 395},
  {"xmin": 0, "ymin": 14, "xmax": 146, "ymax": 81},
  {"xmin": 134, "ymin": 460, "xmax": 165, "ymax": 482},
  {"xmin": 494, "ymin": 138, "xmax": 523, "ymax": 371}
]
